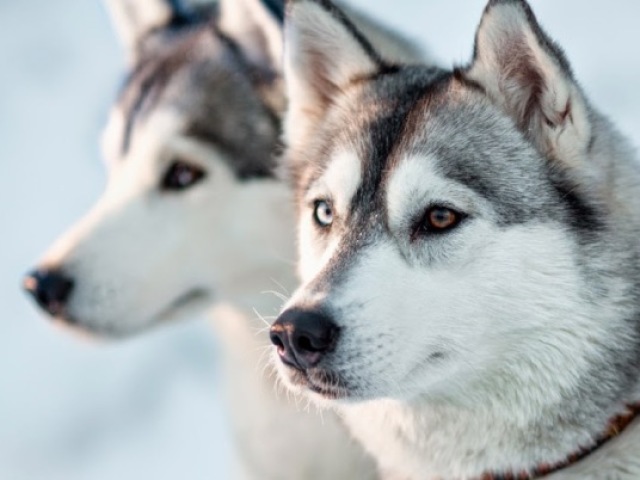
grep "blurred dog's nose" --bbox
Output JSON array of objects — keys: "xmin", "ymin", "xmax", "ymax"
[
  {"xmin": 270, "ymin": 309, "xmax": 339, "ymax": 370},
  {"xmin": 23, "ymin": 268, "xmax": 74, "ymax": 316}
]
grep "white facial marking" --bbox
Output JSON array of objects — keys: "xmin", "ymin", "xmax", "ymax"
[
  {"xmin": 386, "ymin": 155, "xmax": 489, "ymax": 234},
  {"xmin": 297, "ymin": 150, "xmax": 362, "ymax": 282},
  {"xmin": 313, "ymin": 150, "xmax": 362, "ymax": 216}
]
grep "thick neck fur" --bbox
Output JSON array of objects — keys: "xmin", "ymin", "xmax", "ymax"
[
  {"xmin": 341, "ymin": 402, "xmax": 640, "ymax": 479},
  {"xmin": 338, "ymin": 107, "xmax": 640, "ymax": 480}
]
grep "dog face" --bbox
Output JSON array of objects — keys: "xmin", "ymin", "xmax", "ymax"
[
  {"xmin": 272, "ymin": 0, "xmax": 640, "ymax": 406},
  {"xmin": 24, "ymin": 0, "xmax": 290, "ymax": 337}
]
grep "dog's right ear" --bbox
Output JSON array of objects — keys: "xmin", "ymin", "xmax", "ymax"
[
  {"xmin": 283, "ymin": 0, "xmax": 383, "ymax": 150},
  {"xmin": 103, "ymin": 0, "xmax": 177, "ymax": 60}
]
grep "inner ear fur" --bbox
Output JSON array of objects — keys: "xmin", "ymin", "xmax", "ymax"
[{"xmin": 465, "ymin": 0, "xmax": 592, "ymax": 168}]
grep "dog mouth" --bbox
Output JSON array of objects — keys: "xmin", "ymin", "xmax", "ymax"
[{"xmin": 284, "ymin": 365, "xmax": 348, "ymax": 400}]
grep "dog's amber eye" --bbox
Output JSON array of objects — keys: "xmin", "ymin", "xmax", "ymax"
[
  {"xmin": 313, "ymin": 200, "xmax": 334, "ymax": 228},
  {"xmin": 428, "ymin": 208, "xmax": 458, "ymax": 229},
  {"xmin": 416, "ymin": 206, "xmax": 464, "ymax": 236},
  {"xmin": 161, "ymin": 160, "xmax": 206, "ymax": 191}
]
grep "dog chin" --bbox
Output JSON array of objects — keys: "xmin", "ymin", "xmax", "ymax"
[{"xmin": 49, "ymin": 315, "xmax": 106, "ymax": 343}]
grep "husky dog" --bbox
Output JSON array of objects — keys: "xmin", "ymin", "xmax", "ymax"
[
  {"xmin": 23, "ymin": 0, "xmax": 424, "ymax": 478},
  {"xmin": 271, "ymin": 0, "xmax": 640, "ymax": 478}
]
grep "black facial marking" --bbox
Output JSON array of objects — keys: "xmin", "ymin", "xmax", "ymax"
[{"xmin": 347, "ymin": 69, "xmax": 454, "ymax": 234}]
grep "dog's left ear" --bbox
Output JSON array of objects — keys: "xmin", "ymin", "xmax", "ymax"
[
  {"xmin": 218, "ymin": 0, "xmax": 284, "ymax": 71},
  {"xmin": 466, "ymin": 0, "xmax": 592, "ymax": 167}
]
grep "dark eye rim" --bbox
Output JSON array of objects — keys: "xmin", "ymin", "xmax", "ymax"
[
  {"xmin": 160, "ymin": 159, "xmax": 207, "ymax": 192},
  {"xmin": 411, "ymin": 204, "xmax": 467, "ymax": 240},
  {"xmin": 313, "ymin": 199, "xmax": 334, "ymax": 229}
]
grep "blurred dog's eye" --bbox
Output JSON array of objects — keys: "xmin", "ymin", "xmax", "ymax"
[
  {"xmin": 161, "ymin": 161, "xmax": 206, "ymax": 191},
  {"xmin": 313, "ymin": 200, "xmax": 334, "ymax": 228},
  {"xmin": 415, "ymin": 206, "xmax": 465, "ymax": 237}
]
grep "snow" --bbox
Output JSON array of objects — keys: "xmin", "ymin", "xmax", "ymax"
[{"xmin": 0, "ymin": 1, "xmax": 638, "ymax": 479}]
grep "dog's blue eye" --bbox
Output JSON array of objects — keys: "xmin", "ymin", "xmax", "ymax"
[
  {"xmin": 313, "ymin": 200, "xmax": 334, "ymax": 228},
  {"xmin": 161, "ymin": 161, "xmax": 206, "ymax": 191}
]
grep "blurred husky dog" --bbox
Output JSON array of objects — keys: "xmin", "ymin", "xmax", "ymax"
[
  {"xmin": 23, "ymin": 0, "xmax": 424, "ymax": 478},
  {"xmin": 271, "ymin": 0, "xmax": 640, "ymax": 478}
]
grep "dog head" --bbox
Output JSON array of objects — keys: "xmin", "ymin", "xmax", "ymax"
[
  {"xmin": 23, "ymin": 0, "xmax": 292, "ymax": 337},
  {"xmin": 271, "ymin": 0, "xmax": 640, "ymax": 408}
]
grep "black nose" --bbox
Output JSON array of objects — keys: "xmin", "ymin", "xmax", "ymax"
[
  {"xmin": 23, "ymin": 268, "xmax": 74, "ymax": 316},
  {"xmin": 270, "ymin": 309, "xmax": 339, "ymax": 370}
]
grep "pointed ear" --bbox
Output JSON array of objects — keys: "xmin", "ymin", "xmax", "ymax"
[
  {"xmin": 103, "ymin": 0, "xmax": 177, "ymax": 59},
  {"xmin": 283, "ymin": 0, "xmax": 382, "ymax": 149},
  {"xmin": 218, "ymin": 0, "xmax": 285, "ymax": 71},
  {"xmin": 465, "ymin": 0, "xmax": 592, "ymax": 166}
]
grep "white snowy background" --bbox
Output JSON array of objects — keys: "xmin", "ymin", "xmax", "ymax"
[{"xmin": 1, "ymin": 1, "xmax": 638, "ymax": 479}]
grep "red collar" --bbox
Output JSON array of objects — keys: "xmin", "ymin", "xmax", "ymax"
[{"xmin": 479, "ymin": 403, "xmax": 640, "ymax": 480}]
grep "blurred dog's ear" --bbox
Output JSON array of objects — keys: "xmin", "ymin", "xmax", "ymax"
[
  {"xmin": 218, "ymin": 0, "xmax": 284, "ymax": 71},
  {"xmin": 104, "ymin": 0, "xmax": 178, "ymax": 60},
  {"xmin": 465, "ymin": 0, "xmax": 592, "ymax": 167}
]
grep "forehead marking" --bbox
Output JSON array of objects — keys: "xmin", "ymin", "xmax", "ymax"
[
  {"xmin": 349, "ymin": 70, "xmax": 452, "ymax": 219},
  {"xmin": 386, "ymin": 156, "xmax": 436, "ymax": 230},
  {"xmin": 386, "ymin": 155, "xmax": 485, "ymax": 232}
]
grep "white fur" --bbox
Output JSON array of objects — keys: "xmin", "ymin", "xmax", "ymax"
[{"xmin": 297, "ymin": 150, "xmax": 362, "ymax": 281}]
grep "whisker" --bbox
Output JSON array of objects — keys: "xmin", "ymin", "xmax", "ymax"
[
  {"xmin": 270, "ymin": 277, "xmax": 292, "ymax": 297},
  {"xmin": 252, "ymin": 307, "xmax": 272, "ymax": 328},
  {"xmin": 261, "ymin": 289, "xmax": 290, "ymax": 303}
]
